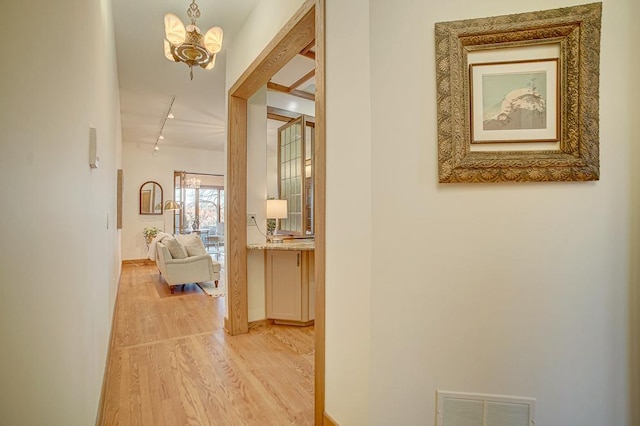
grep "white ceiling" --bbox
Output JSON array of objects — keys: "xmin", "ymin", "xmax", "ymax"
[
  {"xmin": 113, "ymin": 0, "xmax": 315, "ymax": 153},
  {"xmin": 271, "ymin": 54, "xmax": 315, "ymax": 87}
]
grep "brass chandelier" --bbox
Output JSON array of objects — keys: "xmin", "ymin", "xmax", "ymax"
[{"xmin": 163, "ymin": 0, "xmax": 224, "ymax": 80}]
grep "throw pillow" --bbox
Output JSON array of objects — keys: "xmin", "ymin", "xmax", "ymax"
[
  {"xmin": 164, "ymin": 238, "xmax": 187, "ymax": 259},
  {"xmin": 175, "ymin": 233, "xmax": 207, "ymax": 256}
]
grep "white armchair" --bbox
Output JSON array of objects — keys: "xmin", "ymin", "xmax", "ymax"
[{"xmin": 156, "ymin": 236, "xmax": 221, "ymax": 294}]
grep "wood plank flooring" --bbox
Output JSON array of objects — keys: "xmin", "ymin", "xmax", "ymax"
[{"xmin": 101, "ymin": 261, "xmax": 314, "ymax": 425}]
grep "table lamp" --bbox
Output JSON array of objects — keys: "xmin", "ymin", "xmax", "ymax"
[{"xmin": 266, "ymin": 199, "xmax": 288, "ymax": 243}]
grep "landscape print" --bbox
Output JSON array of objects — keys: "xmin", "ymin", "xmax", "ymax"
[{"xmin": 482, "ymin": 71, "xmax": 547, "ymax": 131}]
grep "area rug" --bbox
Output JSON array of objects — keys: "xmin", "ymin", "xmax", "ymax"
[{"xmin": 197, "ymin": 280, "xmax": 225, "ymax": 298}]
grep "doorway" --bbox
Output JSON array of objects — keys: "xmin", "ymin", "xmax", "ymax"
[{"xmin": 225, "ymin": 0, "xmax": 326, "ymax": 423}]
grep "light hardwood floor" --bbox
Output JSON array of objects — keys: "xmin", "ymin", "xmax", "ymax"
[{"xmin": 101, "ymin": 260, "xmax": 314, "ymax": 425}]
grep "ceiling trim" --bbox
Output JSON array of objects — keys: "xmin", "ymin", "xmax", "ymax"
[
  {"xmin": 300, "ymin": 50, "xmax": 316, "ymax": 60},
  {"xmin": 267, "ymin": 106, "xmax": 316, "ymax": 124},
  {"xmin": 290, "ymin": 69, "xmax": 316, "ymax": 90},
  {"xmin": 267, "ymin": 81, "xmax": 316, "ymax": 101},
  {"xmin": 301, "ymin": 40, "xmax": 315, "ymax": 55}
]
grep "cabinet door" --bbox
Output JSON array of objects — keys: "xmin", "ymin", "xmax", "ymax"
[
  {"xmin": 266, "ymin": 250, "xmax": 302, "ymax": 321},
  {"xmin": 307, "ymin": 252, "xmax": 315, "ymax": 320}
]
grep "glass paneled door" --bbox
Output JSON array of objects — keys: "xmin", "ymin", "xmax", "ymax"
[
  {"xmin": 173, "ymin": 172, "xmax": 224, "ymax": 237},
  {"xmin": 196, "ymin": 186, "xmax": 224, "ymax": 229},
  {"xmin": 277, "ymin": 116, "xmax": 314, "ymax": 236},
  {"xmin": 182, "ymin": 185, "xmax": 224, "ymax": 231}
]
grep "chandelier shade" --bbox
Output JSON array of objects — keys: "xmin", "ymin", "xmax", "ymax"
[
  {"xmin": 203, "ymin": 27, "xmax": 223, "ymax": 53},
  {"xmin": 164, "ymin": 13, "xmax": 186, "ymax": 45},
  {"xmin": 163, "ymin": 1, "xmax": 224, "ymax": 79}
]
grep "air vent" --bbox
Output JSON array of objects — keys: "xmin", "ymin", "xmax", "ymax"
[{"xmin": 436, "ymin": 391, "xmax": 535, "ymax": 426}]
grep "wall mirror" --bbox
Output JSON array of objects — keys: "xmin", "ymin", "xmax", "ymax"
[{"xmin": 139, "ymin": 181, "xmax": 163, "ymax": 215}]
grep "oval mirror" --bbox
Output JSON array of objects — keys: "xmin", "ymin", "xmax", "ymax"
[{"xmin": 139, "ymin": 181, "xmax": 163, "ymax": 215}]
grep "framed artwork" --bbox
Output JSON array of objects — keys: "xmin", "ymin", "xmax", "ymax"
[
  {"xmin": 435, "ymin": 3, "xmax": 602, "ymax": 183},
  {"xmin": 470, "ymin": 58, "xmax": 558, "ymax": 144}
]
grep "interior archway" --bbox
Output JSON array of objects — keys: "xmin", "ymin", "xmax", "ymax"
[{"xmin": 225, "ymin": 0, "xmax": 326, "ymax": 423}]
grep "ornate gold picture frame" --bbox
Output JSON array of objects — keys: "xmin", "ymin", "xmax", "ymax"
[{"xmin": 435, "ymin": 3, "xmax": 602, "ymax": 183}]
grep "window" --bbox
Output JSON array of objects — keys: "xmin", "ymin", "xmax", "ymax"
[{"xmin": 172, "ymin": 172, "xmax": 224, "ymax": 234}]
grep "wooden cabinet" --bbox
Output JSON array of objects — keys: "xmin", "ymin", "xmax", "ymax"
[{"xmin": 265, "ymin": 250, "xmax": 314, "ymax": 326}]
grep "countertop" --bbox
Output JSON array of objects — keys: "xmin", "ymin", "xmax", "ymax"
[{"xmin": 247, "ymin": 240, "xmax": 315, "ymax": 251}]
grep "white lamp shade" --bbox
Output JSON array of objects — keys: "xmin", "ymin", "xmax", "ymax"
[
  {"xmin": 204, "ymin": 54, "xmax": 217, "ymax": 70},
  {"xmin": 266, "ymin": 199, "xmax": 288, "ymax": 219},
  {"xmin": 204, "ymin": 26, "xmax": 223, "ymax": 53},
  {"xmin": 164, "ymin": 13, "xmax": 186, "ymax": 45},
  {"xmin": 163, "ymin": 39, "xmax": 175, "ymax": 61}
]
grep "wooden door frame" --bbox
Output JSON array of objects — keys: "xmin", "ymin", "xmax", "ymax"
[{"xmin": 225, "ymin": 0, "xmax": 326, "ymax": 423}]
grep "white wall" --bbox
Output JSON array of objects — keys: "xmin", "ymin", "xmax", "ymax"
[
  {"xmin": 0, "ymin": 0, "xmax": 122, "ymax": 423},
  {"xmin": 121, "ymin": 143, "xmax": 225, "ymax": 260},
  {"xmin": 325, "ymin": 0, "xmax": 639, "ymax": 425},
  {"xmin": 324, "ymin": 0, "xmax": 373, "ymax": 423},
  {"xmin": 247, "ymin": 87, "xmax": 269, "ymax": 246},
  {"xmin": 225, "ymin": 0, "xmax": 305, "ymax": 91},
  {"xmin": 247, "ymin": 87, "xmax": 268, "ymax": 321},
  {"xmin": 630, "ymin": 2, "xmax": 640, "ymax": 423}
]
